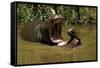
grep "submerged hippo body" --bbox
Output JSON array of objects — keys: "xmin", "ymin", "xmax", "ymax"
[
  {"xmin": 20, "ymin": 21, "xmax": 54, "ymax": 45},
  {"xmin": 58, "ymin": 27, "xmax": 81, "ymax": 48}
]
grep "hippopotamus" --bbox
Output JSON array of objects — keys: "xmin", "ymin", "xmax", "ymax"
[
  {"xmin": 58, "ymin": 27, "xmax": 81, "ymax": 48},
  {"xmin": 20, "ymin": 14, "xmax": 64, "ymax": 45}
]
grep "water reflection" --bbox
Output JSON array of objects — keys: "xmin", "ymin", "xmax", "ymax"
[
  {"xmin": 38, "ymin": 52, "xmax": 80, "ymax": 63},
  {"xmin": 18, "ymin": 45, "xmax": 96, "ymax": 64},
  {"xmin": 38, "ymin": 50, "xmax": 96, "ymax": 63},
  {"xmin": 68, "ymin": 53, "xmax": 80, "ymax": 61}
]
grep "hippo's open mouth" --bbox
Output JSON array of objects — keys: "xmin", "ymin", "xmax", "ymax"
[{"xmin": 51, "ymin": 23, "xmax": 63, "ymax": 43}]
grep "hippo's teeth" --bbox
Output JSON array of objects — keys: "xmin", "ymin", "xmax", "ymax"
[{"xmin": 57, "ymin": 41, "xmax": 67, "ymax": 47}]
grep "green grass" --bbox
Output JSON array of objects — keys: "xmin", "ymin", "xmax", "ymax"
[{"xmin": 17, "ymin": 25, "xmax": 97, "ymax": 65}]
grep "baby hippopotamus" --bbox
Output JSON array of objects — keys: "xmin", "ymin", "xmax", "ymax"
[{"xmin": 58, "ymin": 27, "xmax": 81, "ymax": 48}]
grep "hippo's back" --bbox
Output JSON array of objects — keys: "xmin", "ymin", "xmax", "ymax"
[{"xmin": 20, "ymin": 21, "xmax": 42, "ymax": 42}]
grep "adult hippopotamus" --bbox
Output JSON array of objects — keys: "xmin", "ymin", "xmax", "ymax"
[{"xmin": 20, "ymin": 14, "xmax": 64, "ymax": 45}]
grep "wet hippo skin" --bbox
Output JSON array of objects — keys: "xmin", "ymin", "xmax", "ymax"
[{"xmin": 20, "ymin": 15, "xmax": 64, "ymax": 45}]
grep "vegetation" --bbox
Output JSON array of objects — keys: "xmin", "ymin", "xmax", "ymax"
[{"xmin": 17, "ymin": 3, "xmax": 96, "ymax": 25}]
